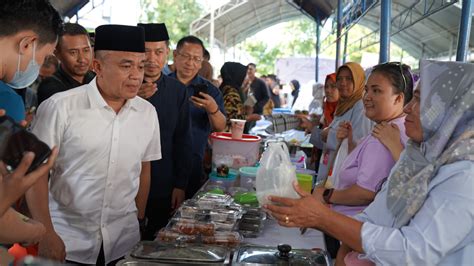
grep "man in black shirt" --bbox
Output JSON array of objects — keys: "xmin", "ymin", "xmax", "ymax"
[
  {"xmin": 37, "ymin": 23, "xmax": 95, "ymax": 105},
  {"xmin": 245, "ymin": 63, "xmax": 269, "ymax": 114},
  {"xmin": 137, "ymin": 23, "xmax": 193, "ymax": 240}
]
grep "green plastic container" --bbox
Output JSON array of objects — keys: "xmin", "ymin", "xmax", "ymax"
[{"xmin": 296, "ymin": 173, "xmax": 313, "ymax": 193}]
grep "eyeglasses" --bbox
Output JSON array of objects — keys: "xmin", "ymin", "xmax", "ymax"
[
  {"xmin": 176, "ymin": 51, "xmax": 203, "ymax": 64},
  {"xmin": 377, "ymin": 61, "xmax": 410, "ymax": 91}
]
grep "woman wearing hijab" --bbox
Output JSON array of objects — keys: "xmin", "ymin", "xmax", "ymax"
[
  {"xmin": 310, "ymin": 62, "xmax": 373, "ymax": 184},
  {"xmin": 264, "ymin": 60, "xmax": 474, "ymax": 265},
  {"xmin": 290, "ymin": 79, "xmax": 300, "ymax": 107},
  {"xmin": 219, "ymin": 62, "xmax": 260, "ymax": 131},
  {"xmin": 314, "ymin": 62, "xmax": 413, "ymax": 216},
  {"xmin": 300, "ymin": 74, "xmax": 340, "ymax": 170},
  {"xmin": 321, "ymin": 73, "xmax": 339, "ymax": 127}
]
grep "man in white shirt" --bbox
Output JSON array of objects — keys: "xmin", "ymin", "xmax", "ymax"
[{"xmin": 26, "ymin": 24, "xmax": 161, "ymax": 265}]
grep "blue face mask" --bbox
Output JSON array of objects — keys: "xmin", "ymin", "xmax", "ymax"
[{"xmin": 7, "ymin": 41, "xmax": 40, "ymax": 89}]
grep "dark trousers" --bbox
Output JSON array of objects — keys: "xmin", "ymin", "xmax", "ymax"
[
  {"xmin": 66, "ymin": 243, "xmax": 123, "ymax": 265},
  {"xmin": 143, "ymin": 196, "xmax": 172, "ymax": 240},
  {"xmin": 185, "ymin": 154, "xmax": 205, "ymax": 199},
  {"xmin": 324, "ymin": 233, "xmax": 341, "ymax": 259}
]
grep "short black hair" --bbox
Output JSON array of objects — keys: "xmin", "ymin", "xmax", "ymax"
[
  {"xmin": 248, "ymin": 63, "xmax": 256, "ymax": 68},
  {"xmin": 0, "ymin": 0, "xmax": 63, "ymax": 45},
  {"xmin": 57, "ymin": 23, "xmax": 89, "ymax": 48},
  {"xmin": 176, "ymin": 35, "xmax": 205, "ymax": 55},
  {"xmin": 371, "ymin": 62, "xmax": 414, "ymax": 105},
  {"xmin": 266, "ymin": 74, "xmax": 277, "ymax": 82}
]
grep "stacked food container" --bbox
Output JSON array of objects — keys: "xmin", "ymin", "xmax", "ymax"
[{"xmin": 116, "ymin": 134, "xmax": 330, "ymax": 265}]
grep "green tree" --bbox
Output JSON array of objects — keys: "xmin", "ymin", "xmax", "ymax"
[
  {"xmin": 282, "ymin": 18, "xmax": 316, "ymax": 56},
  {"xmin": 140, "ymin": 0, "xmax": 203, "ymax": 47},
  {"xmin": 243, "ymin": 41, "xmax": 283, "ymax": 75}
]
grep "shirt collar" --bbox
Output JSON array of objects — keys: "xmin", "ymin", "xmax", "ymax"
[
  {"xmin": 169, "ymin": 72, "xmax": 202, "ymax": 87},
  {"xmin": 86, "ymin": 77, "xmax": 142, "ymax": 112}
]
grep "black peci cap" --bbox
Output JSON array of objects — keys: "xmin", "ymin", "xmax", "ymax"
[
  {"xmin": 137, "ymin": 23, "xmax": 170, "ymax": 42},
  {"xmin": 94, "ymin": 24, "xmax": 145, "ymax": 52}
]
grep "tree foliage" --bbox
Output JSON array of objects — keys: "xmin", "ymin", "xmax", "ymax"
[{"xmin": 140, "ymin": 0, "xmax": 203, "ymax": 47}]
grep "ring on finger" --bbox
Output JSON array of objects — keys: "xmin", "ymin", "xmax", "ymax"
[{"xmin": 285, "ymin": 215, "xmax": 290, "ymax": 224}]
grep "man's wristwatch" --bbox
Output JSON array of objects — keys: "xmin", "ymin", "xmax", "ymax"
[{"xmin": 323, "ymin": 188, "xmax": 334, "ymax": 204}]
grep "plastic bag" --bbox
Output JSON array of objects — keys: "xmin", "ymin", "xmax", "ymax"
[
  {"xmin": 329, "ymin": 139, "xmax": 349, "ymax": 188},
  {"xmin": 256, "ymin": 142, "xmax": 300, "ymax": 205}
]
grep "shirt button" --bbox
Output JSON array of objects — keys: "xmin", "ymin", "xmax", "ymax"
[
  {"xmin": 108, "ymin": 182, "xmax": 112, "ymax": 187},
  {"xmin": 111, "ymin": 160, "xmax": 115, "ymax": 164}
]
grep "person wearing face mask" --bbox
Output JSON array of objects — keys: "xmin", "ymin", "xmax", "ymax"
[
  {"xmin": 0, "ymin": 0, "xmax": 61, "ymax": 246},
  {"xmin": 265, "ymin": 60, "xmax": 474, "ymax": 266}
]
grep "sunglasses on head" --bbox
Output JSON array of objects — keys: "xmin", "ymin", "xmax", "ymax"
[{"xmin": 378, "ymin": 61, "xmax": 411, "ymax": 91}]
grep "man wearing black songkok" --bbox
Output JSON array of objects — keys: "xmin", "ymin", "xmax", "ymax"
[
  {"xmin": 27, "ymin": 24, "xmax": 162, "ymax": 265},
  {"xmin": 137, "ymin": 23, "xmax": 192, "ymax": 240}
]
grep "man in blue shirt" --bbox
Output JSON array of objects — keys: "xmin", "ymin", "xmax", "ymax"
[
  {"xmin": 137, "ymin": 23, "xmax": 193, "ymax": 239},
  {"xmin": 0, "ymin": 0, "xmax": 61, "ymax": 248},
  {"xmin": 0, "ymin": 81, "xmax": 26, "ymax": 122},
  {"xmin": 169, "ymin": 35, "xmax": 226, "ymax": 199}
]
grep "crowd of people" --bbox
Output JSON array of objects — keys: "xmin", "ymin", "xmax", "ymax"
[{"xmin": 0, "ymin": 0, "xmax": 472, "ymax": 266}]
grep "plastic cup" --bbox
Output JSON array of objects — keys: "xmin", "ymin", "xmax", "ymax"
[{"xmin": 230, "ymin": 119, "xmax": 246, "ymax": 139}]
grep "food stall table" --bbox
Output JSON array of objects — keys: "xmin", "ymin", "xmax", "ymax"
[{"xmin": 244, "ymin": 219, "xmax": 326, "ymax": 250}]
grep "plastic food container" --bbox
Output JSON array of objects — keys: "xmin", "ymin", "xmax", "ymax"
[
  {"xmin": 157, "ymin": 229, "xmax": 242, "ymax": 248},
  {"xmin": 201, "ymin": 232, "xmax": 242, "ymax": 247},
  {"xmin": 210, "ymin": 132, "xmax": 261, "ymax": 170},
  {"xmin": 168, "ymin": 218, "xmax": 215, "ymax": 236},
  {"xmin": 239, "ymin": 166, "xmax": 259, "ymax": 190},
  {"xmin": 208, "ymin": 169, "xmax": 238, "ymax": 192},
  {"xmin": 296, "ymin": 173, "xmax": 313, "ymax": 193}
]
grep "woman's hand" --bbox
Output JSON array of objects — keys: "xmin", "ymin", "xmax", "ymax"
[
  {"xmin": 336, "ymin": 121, "xmax": 353, "ymax": 142},
  {"xmin": 264, "ymin": 181, "xmax": 330, "ymax": 228},
  {"xmin": 298, "ymin": 115, "xmax": 316, "ymax": 134},
  {"xmin": 372, "ymin": 122, "xmax": 403, "ymax": 161}
]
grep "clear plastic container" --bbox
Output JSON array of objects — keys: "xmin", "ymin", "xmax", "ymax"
[
  {"xmin": 208, "ymin": 170, "xmax": 238, "ymax": 192},
  {"xmin": 228, "ymin": 186, "xmax": 248, "ymax": 197},
  {"xmin": 239, "ymin": 166, "xmax": 259, "ymax": 190},
  {"xmin": 195, "ymin": 194, "xmax": 233, "ymax": 209},
  {"xmin": 210, "ymin": 132, "xmax": 261, "ymax": 170},
  {"xmin": 156, "ymin": 229, "xmax": 197, "ymax": 243},
  {"xmin": 212, "ymin": 220, "xmax": 237, "ymax": 231},
  {"xmin": 201, "ymin": 232, "xmax": 242, "ymax": 247},
  {"xmin": 168, "ymin": 218, "xmax": 215, "ymax": 236},
  {"xmin": 157, "ymin": 229, "xmax": 242, "ymax": 248}
]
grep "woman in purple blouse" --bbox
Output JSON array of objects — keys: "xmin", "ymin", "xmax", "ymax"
[{"xmin": 313, "ymin": 62, "xmax": 414, "ymax": 216}]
